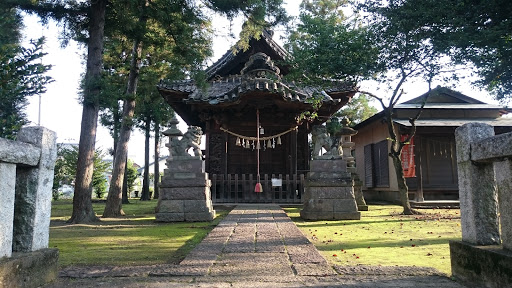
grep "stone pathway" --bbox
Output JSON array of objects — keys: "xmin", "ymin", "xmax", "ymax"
[{"xmin": 48, "ymin": 205, "xmax": 466, "ymax": 287}]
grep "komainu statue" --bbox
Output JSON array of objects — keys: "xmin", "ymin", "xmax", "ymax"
[
  {"xmin": 311, "ymin": 124, "xmax": 342, "ymax": 159},
  {"xmin": 170, "ymin": 126, "xmax": 203, "ymax": 158}
]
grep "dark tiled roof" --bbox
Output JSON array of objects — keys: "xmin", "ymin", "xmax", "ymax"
[
  {"xmin": 159, "ymin": 52, "xmax": 354, "ymax": 106},
  {"xmin": 158, "ymin": 75, "xmax": 354, "ymax": 106}
]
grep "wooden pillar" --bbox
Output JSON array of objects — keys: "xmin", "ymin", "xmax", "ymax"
[{"xmin": 292, "ymin": 129, "xmax": 298, "ymax": 175}]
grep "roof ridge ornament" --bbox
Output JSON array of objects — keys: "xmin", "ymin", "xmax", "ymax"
[{"xmin": 241, "ymin": 52, "xmax": 281, "ymax": 79}]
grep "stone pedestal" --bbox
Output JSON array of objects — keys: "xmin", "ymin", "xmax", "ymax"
[
  {"xmin": 300, "ymin": 159, "xmax": 360, "ymax": 220},
  {"xmin": 155, "ymin": 158, "xmax": 215, "ymax": 222}
]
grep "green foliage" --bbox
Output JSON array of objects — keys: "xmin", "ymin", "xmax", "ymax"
[
  {"xmin": 92, "ymin": 150, "xmax": 110, "ymax": 199},
  {"xmin": 370, "ymin": 0, "xmax": 512, "ymax": 101},
  {"xmin": 0, "ymin": 4, "xmax": 53, "ymax": 139},
  {"xmin": 204, "ymin": 0, "xmax": 289, "ymax": 51},
  {"xmin": 125, "ymin": 159, "xmax": 138, "ymax": 193},
  {"xmin": 53, "ymin": 144, "xmax": 111, "ymax": 198},
  {"xmin": 337, "ymin": 94, "xmax": 377, "ymax": 126},
  {"xmin": 285, "ymin": 0, "xmax": 381, "ymax": 85}
]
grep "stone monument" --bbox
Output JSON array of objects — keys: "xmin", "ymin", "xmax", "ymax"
[
  {"xmin": 300, "ymin": 124, "xmax": 361, "ymax": 220},
  {"xmin": 155, "ymin": 118, "xmax": 215, "ymax": 222}
]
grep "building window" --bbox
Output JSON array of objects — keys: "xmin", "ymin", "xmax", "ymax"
[{"xmin": 364, "ymin": 140, "xmax": 390, "ymax": 188}]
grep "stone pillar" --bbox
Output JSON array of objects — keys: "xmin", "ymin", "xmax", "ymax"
[
  {"xmin": 12, "ymin": 127, "xmax": 57, "ymax": 252},
  {"xmin": 300, "ymin": 159, "xmax": 360, "ymax": 220},
  {"xmin": 0, "ymin": 163, "xmax": 16, "ymax": 258},
  {"xmin": 495, "ymin": 159, "xmax": 512, "ymax": 250},
  {"xmin": 455, "ymin": 123, "xmax": 500, "ymax": 245}
]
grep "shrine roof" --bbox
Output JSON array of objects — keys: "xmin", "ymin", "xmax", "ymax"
[
  {"xmin": 157, "ymin": 32, "xmax": 356, "ymax": 126},
  {"xmin": 158, "ymin": 75, "xmax": 354, "ymax": 106}
]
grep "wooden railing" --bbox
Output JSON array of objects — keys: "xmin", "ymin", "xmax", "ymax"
[{"xmin": 210, "ymin": 174, "xmax": 305, "ymax": 204}]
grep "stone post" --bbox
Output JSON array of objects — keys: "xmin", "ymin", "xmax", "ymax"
[
  {"xmin": 454, "ymin": 123, "xmax": 500, "ymax": 245},
  {"xmin": 494, "ymin": 158, "xmax": 512, "ymax": 250},
  {"xmin": 0, "ymin": 162, "xmax": 16, "ymax": 258},
  {"xmin": 12, "ymin": 127, "xmax": 57, "ymax": 252}
]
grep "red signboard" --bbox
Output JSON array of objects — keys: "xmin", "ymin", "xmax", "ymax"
[{"xmin": 401, "ymin": 135, "xmax": 416, "ymax": 178}]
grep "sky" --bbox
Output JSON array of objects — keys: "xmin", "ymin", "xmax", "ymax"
[{"xmin": 21, "ymin": 2, "xmax": 500, "ymax": 166}]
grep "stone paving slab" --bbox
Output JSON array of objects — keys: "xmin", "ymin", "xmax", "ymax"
[{"xmin": 209, "ymin": 252, "xmax": 294, "ymax": 277}]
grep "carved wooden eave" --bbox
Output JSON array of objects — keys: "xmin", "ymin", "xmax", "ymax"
[{"xmin": 158, "ymin": 32, "xmax": 356, "ymax": 128}]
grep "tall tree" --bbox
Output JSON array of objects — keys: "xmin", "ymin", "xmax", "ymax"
[
  {"xmin": 374, "ymin": 0, "xmax": 512, "ymax": 102},
  {"xmin": 0, "ymin": 2, "xmax": 52, "ymax": 139},
  {"xmin": 287, "ymin": 0, "xmax": 446, "ymax": 214},
  {"xmin": 103, "ymin": 0, "xmax": 212, "ymax": 216},
  {"xmin": 8, "ymin": 0, "xmax": 107, "ymax": 223},
  {"xmin": 71, "ymin": 0, "xmax": 107, "ymax": 222}
]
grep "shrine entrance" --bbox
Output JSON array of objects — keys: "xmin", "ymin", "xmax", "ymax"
[{"xmin": 158, "ymin": 31, "xmax": 355, "ymax": 203}]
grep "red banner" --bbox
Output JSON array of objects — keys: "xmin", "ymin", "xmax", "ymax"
[{"xmin": 401, "ymin": 135, "xmax": 416, "ymax": 178}]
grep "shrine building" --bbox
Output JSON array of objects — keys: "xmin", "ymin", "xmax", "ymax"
[{"xmin": 158, "ymin": 31, "xmax": 355, "ymax": 203}]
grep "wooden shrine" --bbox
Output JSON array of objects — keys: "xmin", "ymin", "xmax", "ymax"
[{"xmin": 158, "ymin": 31, "xmax": 355, "ymax": 203}]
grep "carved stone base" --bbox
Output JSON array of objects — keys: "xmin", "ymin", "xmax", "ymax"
[
  {"xmin": 300, "ymin": 159, "xmax": 360, "ymax": 220},
  {"xmin": 156, "ymin": 159, "xmax": 215, "ymax": 222}
]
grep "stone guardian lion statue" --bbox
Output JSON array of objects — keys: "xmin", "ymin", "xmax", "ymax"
[{"xmin": 170, "ymin": 126, "xmax": 203, "ymax": 158}]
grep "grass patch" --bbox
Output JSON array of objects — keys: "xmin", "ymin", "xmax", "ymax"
[
  {"xmin": 50, "ymin": 199, "xmax": 229, "ymax": 267},
  {"xmin": 284, "ymin": 205, "xmax": 461, "ymax": 275}
]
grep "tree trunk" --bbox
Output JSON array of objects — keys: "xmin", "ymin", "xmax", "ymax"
[
  {"xmin": 112, "ymin": 101, "xmax": 121, "ymax": 158},
  {"xmin": 103, "ymin": 39, "xmax": 142, "ymax": 217},
  {"xmin": 392, "ymin": 153, "xmax": 414, "ymax": 215},
  {"xmin": 68, "ymin": 0, "xmax": 106, "ymax": 223},
  {"xmin": 140, "ymin": 117, "xmax": 151, "ymax": 200},
  {"xmin": 384, "ymin": 107, "xmax": 415, "ymax": 215},
  {"xmin": 122, "ymin": 152, "xmax": 130, "ymax": 204},
  {"xmin": 153, "ymin": 121, "xmax": 160, "ymax": 200}
]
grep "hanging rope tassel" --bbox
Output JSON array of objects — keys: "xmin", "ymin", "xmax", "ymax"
[{"xmin": 255, "ymin": 181, "xmax": 263, "ymax": 193}]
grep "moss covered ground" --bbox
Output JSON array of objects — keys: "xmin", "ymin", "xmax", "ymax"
[
  {"xmin": 50, "ymin": 200, "xmax": 229, "ymax": 267},
  {"xmin": 284, "ymin": 205, "xmax": 461, "ymax": 275}
]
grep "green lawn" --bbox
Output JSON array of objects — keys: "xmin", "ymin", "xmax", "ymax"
[
  {"xmin": 50, "ymin": 199, "xmax": 229, "ymax": 267},
  {"xmin": 284, "ymin": 205, "xmax": 461, "ymax": 275}
]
